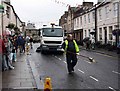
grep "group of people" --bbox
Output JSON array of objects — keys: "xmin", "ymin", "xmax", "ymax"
[{"xmin": 0, "ymin": 34, "xmax": 33, "ymax": 71}]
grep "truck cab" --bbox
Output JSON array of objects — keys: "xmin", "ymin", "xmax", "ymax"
[{"xmin": 40, "ymin": 24, "xmax": 64, "ymax": 53}]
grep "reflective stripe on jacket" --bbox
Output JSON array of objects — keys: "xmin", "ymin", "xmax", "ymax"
[{"xmin": 65, "ymin": 40, "xmax": 79, "ymax": 53}]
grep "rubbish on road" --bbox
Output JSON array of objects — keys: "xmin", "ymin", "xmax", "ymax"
[
  {"xmin": 88, "ymin": 57, "xmax": 95, "ymax": 63},
  {"xmin": 44, "ymin": 77, "xmax": 52, "ymax": 91}
]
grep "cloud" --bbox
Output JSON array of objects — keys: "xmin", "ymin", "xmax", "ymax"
[{"xmin": 11, "ymin": 0, "xmax": 97, "ymax": 28}]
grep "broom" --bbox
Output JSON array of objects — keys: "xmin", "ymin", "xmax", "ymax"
[{"xmin": 67, "ymin": 51, "xmax": 95, "ymax": 63}]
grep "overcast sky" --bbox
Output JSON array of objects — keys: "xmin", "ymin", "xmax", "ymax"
[{"xmin": 11, "ymin": 0, "xmax": 97, "ymax": 28}]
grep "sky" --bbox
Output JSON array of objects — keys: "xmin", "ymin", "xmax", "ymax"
[{"xmin": 11, "ymin": 0, "xmax": 97, "ymax": 28}]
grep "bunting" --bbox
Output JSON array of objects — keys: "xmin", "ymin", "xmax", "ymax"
[{"xmin": 50, "ymin": 0, "xmax": 81, "ymax": 7}]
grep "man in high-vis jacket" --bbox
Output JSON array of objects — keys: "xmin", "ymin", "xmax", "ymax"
[{"xmin": 62, "ymin": 34, "xmax": 79, "ymax": 74}]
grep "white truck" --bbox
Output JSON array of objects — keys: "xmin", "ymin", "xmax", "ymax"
[{"xmin": 40, "ymin": 24, "xmax": 64, "ymax": 53}]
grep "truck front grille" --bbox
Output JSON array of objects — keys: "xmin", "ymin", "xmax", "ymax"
[{"xmin": 44, "ymin": 41, "xmax": 62, "ymax": 44}]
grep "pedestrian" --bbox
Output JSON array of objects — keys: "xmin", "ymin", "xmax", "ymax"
[
  {"xmin": 10, "ymin": 38, "xmax": 17, "ymax": 62},
  {"xmin": 22, "ymin": 37, "xmax": 26, "ymax": 53},
  {"xmin": 86, "ymin": 40, "xmax": 91, "ymax": 50},
  {"xmin": 14, "ymin": 36, "xmax": 18, "ymax": 53},
  {"xmin": 17, "ymin": 34, "xmax": 24, "ymax": 54},
  {"xmin": 0, "ymin": 35, "xmax": 6, "ymax": 71},
  {"xmin": 91, "ymin": 37, "xmax": 95, "ymax": 50},
  {"xmin": 29, "ymin": 36, "xmax": 33, "ymax": 49},
  {"xmin": 117, "ymin": 41, "xmax": 120, "ymax": 54},
  {"xmin": 62, "ymin": 34, "xmax": 79, "ymax": 74},
  {"xmin": 3, "ymin": 36, "xmax": 14, "ymax": 70}
]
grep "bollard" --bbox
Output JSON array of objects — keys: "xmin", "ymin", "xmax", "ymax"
[{"xmin": 44, "ymin": 77, "xmax": 52, "ymax": 91}]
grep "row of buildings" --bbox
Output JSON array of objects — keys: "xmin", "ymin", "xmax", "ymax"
[
  {"xmin": 0, "ymin": 0, "xmax": 25, "ymax": 37},
  {"xmin": 0, "ymin": 0, "xmax": 39, "ymax": 41},
  {"xmin": 59, "ymin": 0, "xmax": 120, "ymax": 46}
]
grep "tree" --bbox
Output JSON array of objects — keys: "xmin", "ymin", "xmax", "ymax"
[
  {"xmin": 14, "ymin": 26, "xmax": 20, "ymax": 35},
  {"xmin": 7, "ymin": 23, "xmax": 15, "ymax": 30}
]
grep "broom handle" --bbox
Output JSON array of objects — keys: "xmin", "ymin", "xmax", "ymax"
[{"xmin": 67, "ymin": 51, "xmax": 89, "ymax": 59}]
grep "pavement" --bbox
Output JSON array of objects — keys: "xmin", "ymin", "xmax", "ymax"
[
  {"xmin": 1, "ymin": 53, "xmax": 38, "ymax": 91},
  {"xmin": 79, "ymin": 46, "xmax": 118, "ymax": 58}
]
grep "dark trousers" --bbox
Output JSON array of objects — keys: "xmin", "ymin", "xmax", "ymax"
[{"xmin": 66, "ymin": 53, "xmax": 77, "ymax": 72}]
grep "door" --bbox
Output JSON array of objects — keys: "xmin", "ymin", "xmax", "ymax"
[{"xmin": 104, "ymin": 27, "xmax": 107, "ymax": 44}]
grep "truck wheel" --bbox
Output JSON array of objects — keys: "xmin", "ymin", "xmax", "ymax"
[{"xmin": 41, "ymin": 50, "xmax": 45, "ymax": 54}]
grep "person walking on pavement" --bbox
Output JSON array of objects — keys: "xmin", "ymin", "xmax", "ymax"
[
  {"xmin": 29, "ymin": 36, "xmax": 33, "ymax": 49},
  {"xmin": 0, "ymin": 35, "xmax": 6, "ymax": 71},
  {"xmin": 62, "ymin": 34, "xmax": 79, "ymax": 74},
  {"xmin": 117, "ymin": 41, "xmax": 120, "ymax": 54}
]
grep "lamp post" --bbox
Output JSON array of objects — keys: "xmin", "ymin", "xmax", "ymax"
[
  {"xmin": 94, "ymin": 4, "xmax": 97, "ymax": 43},
  {"xmin": 116, "ymin": 1, "xmax": 120, "ymax": 47},
  {"xmin": 117, "ymin": 1, "xmax": 120, "ymax": 44},
  {"xmin": 0, "ymin": 4, "xmax": 4, "ymax": 37}
]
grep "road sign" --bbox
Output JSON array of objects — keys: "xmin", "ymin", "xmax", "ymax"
[{"xmin": 0, "ymin": 5, "xmax": 4, "ymax": 13}]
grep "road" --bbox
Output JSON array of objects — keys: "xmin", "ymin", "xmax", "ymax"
[{"xmin": 28, "ymin": 43, "xmax": 119, "ymax": 90}]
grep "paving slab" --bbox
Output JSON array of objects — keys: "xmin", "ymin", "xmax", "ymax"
[{"xmin": 2, "ymin": 53, "xmax": 37, "ymax": 90}]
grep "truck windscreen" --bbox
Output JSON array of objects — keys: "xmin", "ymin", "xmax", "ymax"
[{"xmin": 42, "ymin": 28, "xmax": 63, "ymax": 37}]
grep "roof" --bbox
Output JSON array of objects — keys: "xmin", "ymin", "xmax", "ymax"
[
  {"xmin": 3, "ymin": 2, "xmax": 23, "ymax": 23},
  {"xmin": 42, "ymin": 25, "xmax": 62, "ymax": 29}
]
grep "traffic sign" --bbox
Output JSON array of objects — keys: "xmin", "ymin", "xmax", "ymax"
[{"xmin": 0, "ymin": 5, "xmax": 4, "ymax": 13}]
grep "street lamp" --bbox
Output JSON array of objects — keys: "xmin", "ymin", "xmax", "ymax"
[
  {"xmin": 117, "ymin": 1, "xmax": 120, "ymax": 45},
  {"xmin": 0, "ymin": 5, "xmax": 4, "ymax": 13},
  {"xmin": 112, "ymin": 1, "xmax": 120, "ymax": 47}
]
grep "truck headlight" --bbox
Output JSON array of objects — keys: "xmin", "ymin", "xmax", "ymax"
[{"xmin": 58, "ymin": 45, "xmax": 62, "ymax": 48}]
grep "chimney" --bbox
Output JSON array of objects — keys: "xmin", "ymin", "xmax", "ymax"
[
  {"xmin": 3, "ymin": 0, "xmax": 10, "ymax": 4},
  {"xmin": 97, "ymin": 0, "xmax": 104, "ymax": 4},
  {"xmin": 83, "ymin": 2, "xmax": 93, "ymax": 8}
]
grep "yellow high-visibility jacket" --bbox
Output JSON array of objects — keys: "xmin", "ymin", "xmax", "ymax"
[{"xmin": 64, "ymin": 40, "xmax": 79, "ymax": 53}]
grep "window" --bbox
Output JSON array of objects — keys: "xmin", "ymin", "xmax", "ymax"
[
  {"xmin": 43, "ymin": 28, "xmax": 63, "ymax": 37},
  {"xmin": 85, "ymin": 30, "xmax": 87, "ymax": 37},
  {"xmin": 88, "ymin": 29, "xmax": 90, "ymax": 37},
  {"xmin": 109, "ymin": 26, "xmax": 113, "ymax": 40},
  {"xmin": 84, "ymin": 15, "xmax": 86, "ymax": 23},
  {"xmin": 92, "ymin": 11, "xmax": 95, "ymax": 21},
  {"xmin": 113, "ymin": 2, "xmax": 118, "ymax": 16},
  {"xmin": 88, "ymin": 13, "xmax": 90, "ymax": 23},
  {"xmin": 77, "ymin": 17, "xmax": 79, "ymax": 27},
  {"xmin": 99, "ymin": 28, "xmax": 102, "ymax": 40},
  {"xmin": 80, "ymin": 17, "xmax": 82, "ymax": 25},
  {"xmin": 74, "ymin": 19, "xmax": 76, "ymax": 27},
  {"xmin": 98, "ymin": 9, "xmax": 102, "ymax": 20},
  {"xmin": 105, "ymin": 6, "xmax": 109, "ymax": 18},
  {"xmin": 6, "ymin": 6, "xmax": 10, "ymax": 18}
]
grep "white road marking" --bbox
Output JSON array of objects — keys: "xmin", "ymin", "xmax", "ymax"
[
  {"xmin": 90, "ymin": 76, "xmax": 98, "ymax": 82},
  {"xmin": 112, "ymin": 71, "xmax": 120, "ymax": 75},
  {"xmin": 83, "ymin": 60, "xmax": 91, "ymax": 64},
  {"xmin": 58, "ymin": 58, "xmax": 62, "ymax": 60},
  {"xmin": 109, "ymin": 86, "xmax": 116, "ymax": 91},
  {"xmin": 63, "ymin": 61, "xmax": 66, "ymax": 64},
  {"xmin": 78, "ymin": 69, "xmax": 85, "ymax": 74}
]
